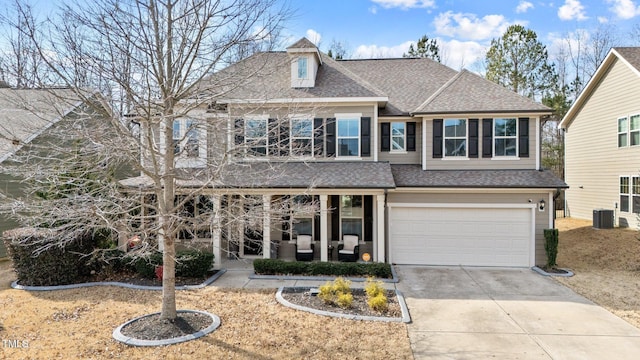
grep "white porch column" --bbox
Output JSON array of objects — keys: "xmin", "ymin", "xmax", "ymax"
[
  {"xmin": 262, "ymin": 194, "xmax": 271, "ymax": 259},
  {"xmin": 376, "ymin": 194, "xmax": 386, "ymax": 263},
  {"xmin": 320, "ymin": 194, "xmax": 329, "ymax": 261},
  {"xmin": 422, "ymin": 118, "xmax": 427, "ymax": 170},
  {"xmin": 211, "ymin": 195, "xmax": 222, "ymax": 269}
]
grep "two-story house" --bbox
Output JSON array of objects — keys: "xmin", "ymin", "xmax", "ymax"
[
  {"xmin": 560, "ymin": 47, "xmax": 640, "ymax": 229},
  {"xmin": 123, "ymin": 38, "xmax": 566, "ymax": 268}
]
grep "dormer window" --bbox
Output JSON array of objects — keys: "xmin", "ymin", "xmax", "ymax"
[{"xmin": 297, "ymin": 57, "xmax": 308, "ymax": 79}]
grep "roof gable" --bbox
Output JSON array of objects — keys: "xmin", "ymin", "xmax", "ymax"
[
  {"xmin": 561, "ymin": 47, "xmax": 640, "ymax": 129},
  {"xmin": 413, "ymin": 70, "xmax": 551, "ymax": 115}
]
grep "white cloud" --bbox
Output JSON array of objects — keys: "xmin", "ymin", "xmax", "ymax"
[
  {"xmin": 353, "ymin": 41, "xmax": 414, "ymax": 58},
  {"xmin": 433, "ymin": 11, "xmax": 514, "ymax": 41},
  {"xmin": 558, "ymin": 0, "xmax": 588, "ymax": 21},
  {"xmin": 598, "ymin": 16, "xmax": 609, "ymax": 23},
  {"xmin": 306, "ymin": 29, "xmax": 321, "ymax": 45},
  {"xmin": 369, "ymin": 6, "xmax": 378, "ymax": 14},
  {"xmin": 370, "ymin": 0, "xmax": 435, "ymax": 10},
  {"xmin": 606, "ymin": 0, "xmax": 640, "ymax": 20},
  {"xmin": 516, "ymin": 1, "xmax": 534, "ymax": 13}
]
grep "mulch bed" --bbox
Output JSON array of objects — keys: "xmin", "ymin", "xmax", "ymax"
[
  {"xmin": 88, "ymin": 269, "xmax": 216, "ymax": 287},
  {"xmin": 119, "ymin": 312, "xmax": 213, "ymax": 341},
  {"xmin": 280, "ymin": 287, "xmax": 402, "ymax": 318}
]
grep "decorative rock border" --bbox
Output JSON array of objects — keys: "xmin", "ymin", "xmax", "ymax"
[
  {"xmin": 10, "ymin": 269, "xmax": 227, "ymax": 291},
  {"xmin": 276, "ymin": 287, "xmax": 411, "ymax": 323},
  {"xmin": 532, "ymin": 266, "xmax": 574, "ymax": 277},
  {"xmin": 250, "ymin": 265, "xmax": 399, "ymax": 283},
  {"xmin": 112, "ymin": 309, "xmax": 221, "ymax": 347}
]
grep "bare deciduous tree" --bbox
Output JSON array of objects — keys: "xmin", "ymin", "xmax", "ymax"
[{"xmin": 1, "ymin": 0, "xmax": 293, "ymax": 321}]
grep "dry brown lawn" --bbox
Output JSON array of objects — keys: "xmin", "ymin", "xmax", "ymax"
[
  {"xmin": 555, "ymin": 217, "xmax": 640, "ymax": 328},
  {"xmin": 0, "ymin": 260, "xmax": 411, "ymax": 359}
]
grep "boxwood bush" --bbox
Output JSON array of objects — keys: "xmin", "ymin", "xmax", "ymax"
[
  {"xmin": 130, "ymin": 250, "xmax": 214, "ymax": 279},
  {"xmin": 4, "ymin": 228, "xmax": 97, "ymax": 286},
  {"xmin": 253, "ymin": 259, "xmax": 393, "ymax": 278}
]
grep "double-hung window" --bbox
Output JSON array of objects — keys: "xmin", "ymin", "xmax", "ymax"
[
  {"xmin": 245, "ymin": 118, "xmax": 268, "ymax": 156},
  {"xmin": 340, "ymin": 195, "xmax": 363, "ymax": 240},
  {"xmin": 291, "ymin": 118, "xmax": 313, "ymax": 156},
  {"xmin": 337, "ymin": 116, "xmax": 360, "ymax": 157},
  {"xmin": 494, "ymin": 118, "xmax": 517, "ymax": 156},
  {"xmin": 617, "ymin": 114, "xmax": 639, "ymax": 148},
  {"xmin": 444, "ymin": 119, "xmax": 467, "ymax": 157},
  {"xmin": 172, "ymin": 118, "xmax": 200, "ymax": 158},
  {"xmin": 633, "ymin": 177, "xmax": 640, "ymax": 214},
  {"xmin": 391, "ymin": 123, "xmax": 405, "ymax": 151},
  {"xmin": 620, "ymin": 176, "xmax": 630, "ymax": 212}
]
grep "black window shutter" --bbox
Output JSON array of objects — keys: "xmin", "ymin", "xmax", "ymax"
[
  {"xmin": 518, "ymin": 117, "xmax": 529, "ymax": 158},
  {"xmin": 433, "ymin": 119, "xmax": 443, "ymax": 158},
  {"xmin": 468, "ymin": 119, "xmax": 479, "ymax": 158},
  {"xmin": 407, "ymin": 122, "xmax": 416, "ymax": 152},
  {"xmin": 380, "ymin": 123, "xmax": 390, "ymax": 152},
  {"xmin": 314, "ymin": 118, "xmax": 324, "ymax": 156},
  {"xmin": 361, "ymin": 117, "xmax": 371, "ymax": 157},
  {"xmin": 279, "ymin": 119, "xmax": 289, "ymax": 156},
  {"xmin": 326, "ymin": 118, "xmax": 336, "ymax": 157},
  {"xmin": 482, "ymin": 118, "xmax": 493, "ymax": 158},
  {"xmin": 234, "ymin": 118, "xmax": 244, "ymax": 145},
  {"xmin": 268, "ymin": 118, "xmax": 278, "ymax": 156}
]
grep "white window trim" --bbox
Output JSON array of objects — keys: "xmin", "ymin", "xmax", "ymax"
[
  {"xmin": 390, "ymin": 121, "xmax": 406, "ymax": 153},
  {"xmin": 336, "ymin": 113, "xmax": 362, "ymax": 158},
  {"xmin": 290, "ymin": 116, "xmax": 314, "ymax": 158},
  {"xmin": 244, "ymin": 115, "xmax": 269, "ymax": 157},
  {"xmin": 492, "ymin": 117, "xmax": 518, "ymax": 158},
  {"xmin": 443, "ymin": 118, "xmax": 468, "ymax": 158},
  {"xmin": 172, "ymin": 118, "xmax": 207, "ymax": 168},
  {"xmin": 620, "ymin": 175, "xmax": 630, "ymax": 213}
]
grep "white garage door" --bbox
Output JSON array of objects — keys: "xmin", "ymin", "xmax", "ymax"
[{"xmin": 389, "ymin": 206, "xmax": 533, "ymax": 267}]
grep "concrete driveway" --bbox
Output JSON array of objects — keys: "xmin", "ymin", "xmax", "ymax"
[{"xmin": 395, "ymin": 266, "xmax": 640, "ymax": 360}]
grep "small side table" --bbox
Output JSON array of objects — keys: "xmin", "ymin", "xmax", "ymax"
[{"xmin": 327, "ymin": 244, "xmax": 334, "ymax": 261}]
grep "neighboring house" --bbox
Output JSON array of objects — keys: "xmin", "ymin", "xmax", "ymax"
[
  {"xmin": 124, "ymin": 38, "xmax": 566, "ymax": 267},
  {"xmin": 560, "ymin": 47, "xmax": 640, "ymax": 229},
  {"xmin": 0, "ymin": 86, "xmax": 105, "ymax": 258}
]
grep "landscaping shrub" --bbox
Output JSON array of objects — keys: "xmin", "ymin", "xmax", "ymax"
[
  {"xmin": 319, "ymin": 277, "xmax": 353, "ymax": 308},
  {"xmin": 253, "ymin": 259, "xmax": 393, "ymax": 278},
  {"xmin": 175, "ymin": 250, "xmax": 214, "ymax": 278},
  {"xmin": 4, "ymin": 228, "xmax": 96, "ymax": 286},
  {"xmin": 544, "ymin": 228, "xmax": 559, "ymax": 268},
  {"xmin": 365, "ymin": 277, "xmax": 388, "ymax": 312},
  {"xmin": 133, "ymin": 250, "xmax": 214, "ymax": 279}
]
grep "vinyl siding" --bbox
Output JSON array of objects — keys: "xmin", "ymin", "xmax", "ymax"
[
  {"xmin": 422, "ymin": 116, "xmax": 538, "ymax": 170},
  {"xmin": 564, "ymin": 58, "xmax": 640, "ymax": 229},
  {"xmin": 387, "ymin": 190, "xmax": 553, "ymax": 266}
]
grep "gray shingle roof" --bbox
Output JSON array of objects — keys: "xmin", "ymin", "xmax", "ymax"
[
  {"xmin": 121, "ymin": 161, "xmax": 396, "ymax": 189},
  {"xmin": 0, "ymin": 88, "xmax": 84, "ymax": 163},
  {"xmin": 614, "ymin": 47, "xmax": 640, "ymax": 72},
  {"xmin": 208, "ymin": 52, "xmax": 386, "ymax": 101},
  {"xmin": 391, "ymin": 165, "xmax": 567, "ymax": 188},
  {"xmin": 338, "ymin": 58, "xmax": 457, "ymax": 116},
  {"xmin": 413, "ymin": 70, "xmax": 551, "ymax": 114},
  {"xmin": 287, "ymin": 38, "xmax": 317, "ymax": 49}
]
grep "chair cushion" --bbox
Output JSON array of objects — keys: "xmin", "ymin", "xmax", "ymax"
[
  {"xmin": 297, "ymin": 249, "xmax": 313, "ymax": 254},
  {"xmin": 297, "ymin": 235, "xmax": 312, "ymax": 251},
  {"xmin": 342, "ymin": 235, "xmax": 359, "ymax": 252},
  {"xmin": 338, "ymin": 249, "xmax": 355, "ymax": 255}
]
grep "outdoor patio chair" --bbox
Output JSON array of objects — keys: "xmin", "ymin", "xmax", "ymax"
[
  {"xmin": 338, "ymin": 234, "xmax": 359, "ymax": 262},
  {"xmin": 295, "ymin": 234, "xmax": 314, "ymax": 261}
]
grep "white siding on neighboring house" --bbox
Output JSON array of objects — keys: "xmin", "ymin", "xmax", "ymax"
[{"xmin": 564, "ymin": 57, "xmax": 640, "ymax": 229}]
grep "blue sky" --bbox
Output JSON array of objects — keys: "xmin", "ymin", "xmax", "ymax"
[{"xmin": 284, "ymin": 0, "xmax": 640, "ymax": 69}]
